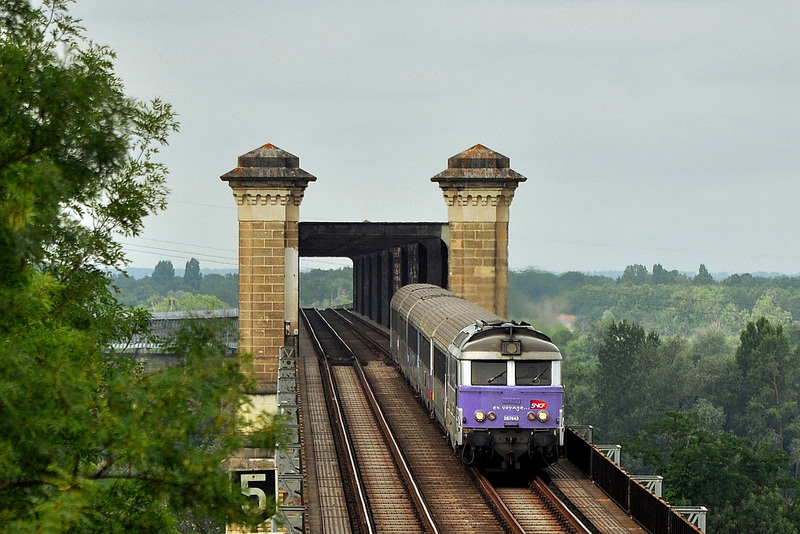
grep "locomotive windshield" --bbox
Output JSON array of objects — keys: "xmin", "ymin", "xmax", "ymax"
[
  {"xmin": 472, "ymin": 361, "xmax": 507, "ymax": 385},
  {"xmin": 471, "ymin": 360, "xmax": 553, "ymax": 386},
  {"xmin": 515, "ymin": 361, "xmax": 551, "ymax": 386}
]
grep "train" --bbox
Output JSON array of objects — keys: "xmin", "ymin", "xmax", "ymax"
[{"xmin": 389, "ymin": 284, "xmax": 564, "ymax": 470}]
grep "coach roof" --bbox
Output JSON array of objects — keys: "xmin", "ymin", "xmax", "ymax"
[{"xmin": 392, "ymin": 284, "xmax": 560, "ymax": 358}]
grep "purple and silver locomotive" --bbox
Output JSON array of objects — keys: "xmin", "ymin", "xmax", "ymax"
[{"xmin": 390, "ymin": 284, "xmax": 564, "ymax": 469}]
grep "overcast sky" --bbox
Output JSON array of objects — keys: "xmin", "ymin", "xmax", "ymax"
[{"xmin": 70, "ymin": 1, "xmax": 799, "ymax": 276}]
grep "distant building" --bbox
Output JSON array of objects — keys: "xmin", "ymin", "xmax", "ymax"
[
  {"xmin": 558, "ymin": 314, "xmax": 576, "ymax": 330},
  {"xmin": 110, "ymin": 309, "xmax": 238, "ymax": 371}
]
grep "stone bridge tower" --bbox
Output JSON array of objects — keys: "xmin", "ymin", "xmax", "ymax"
[
  {"xmin": 431, "ymin": 144, "xmax": 527, "ymax": 317},
  {"xmin": 221, "ymin": 144, "xmax": 316, "ymax": 396}
]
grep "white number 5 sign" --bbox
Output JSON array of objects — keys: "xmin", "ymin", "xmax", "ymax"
[{"xmin": 240, "ymin": 473, "xmax": 268, "ymax": 512}]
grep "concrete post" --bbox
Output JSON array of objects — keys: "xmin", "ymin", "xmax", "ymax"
[
  {"xmin": 431, "ymin": 144, "xmax": 526, "ymax": 317},
  {"xmin": 221, "ymin": 144, "xmax": 316, "ymax": 394}
]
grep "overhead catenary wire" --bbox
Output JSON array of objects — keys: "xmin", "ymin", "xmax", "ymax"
[{"xmin": 118, "ymin": 237, "xmax": 352, "ymax": 270}]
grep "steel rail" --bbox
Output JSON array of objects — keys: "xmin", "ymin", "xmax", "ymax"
[
  {"xmin": 339, "ymin": 309, "xmax": 390, "ymax": 342},
  {"xmin": 342, "ymin": 336, "xmax": 439, "ymax": 533},
  {"xmin": 318, "ymin": 309, "xmax": 440, "ymax": 534},
  {"xmin": 470, "ymin": 469, "xmax": 527, "ymax": 534},
  {"xmin": 473, "ymin": 468, "xmax": 594, "ymax": 534},
  {"xmin": 331, "ymin": 309, "xmax": 391, "ymax": 358},
  {"xmin": 531, "ymin": 478, "xmax": 594, "ymax": 534},
  {"xmin": 328, "ymin": 309, "xmax": 512, "ymax": 532},
  {"xmin": 301, "ymin": 308, "xmax": 374, "ymax": 534}
]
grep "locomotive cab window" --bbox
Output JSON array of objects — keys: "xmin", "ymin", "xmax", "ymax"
[
  {"xmin": 472, "ymin": 361, "xmax": 507, "ymax": 386},
  {"xmin": 515, "ymin": 361, "xmax": 551, "ymax": 386}
]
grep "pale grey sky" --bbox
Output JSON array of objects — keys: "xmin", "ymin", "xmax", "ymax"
[{"xmin": 71, "ymin": 1, "xmax": 800, "ymax": 276}]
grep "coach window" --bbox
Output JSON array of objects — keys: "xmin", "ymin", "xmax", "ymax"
[
  {"xmin": 407, "ymin": 325, "xmax": 418, "ymax": 355},
  {"xmin": 399, "ymin": 317, "xmax": 407, "ymax": 348},
  {"xmin": 434, "ymin": 347, "xmax": 447, "ymax": 383},
  {"xmin": 515, "ymin": 361, "xmax": 551, "ymax": 386},
  {"xmin": 420, "ymin": 336, "xmax": 431, "ymax": 373},
  {"xmin": 472, "ymin": 361, "xmax": 507, "ymax": 386}
]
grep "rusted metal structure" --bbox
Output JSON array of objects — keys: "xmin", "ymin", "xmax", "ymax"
[{"xmin": 299, "ymin": 222, "xmax": 448, "ymax": 327}]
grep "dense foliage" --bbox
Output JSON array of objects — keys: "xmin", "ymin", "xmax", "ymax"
[
  {"xmin": 299, "ymin": 267, "xmax": 353, "ymax": 308},
  {"xmin": 626, "ymin": 413, "xmax": 799, "ymax": 533},
  {"xmin": 113, "ymin": 264, "xmax": 353, "ymax": 310},
  {"xmin": 509, "ymin": 264, "xmax": 800, "ymax": 338},
  {"xmin": 112, "ymin": 259, "xmax": 238, "ymax": 310},
  {"xmin": 508, "ymin": 265, "xmax": 800, "ymax": 531},
  {"xmin": 0, "ymin": 2, "xmax": 276, "ymax": 531}
]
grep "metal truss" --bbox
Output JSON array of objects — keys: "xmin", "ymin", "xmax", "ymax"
[{"xmin": 276, "ymin": 345, "xmax": 303, "ymax": 533}]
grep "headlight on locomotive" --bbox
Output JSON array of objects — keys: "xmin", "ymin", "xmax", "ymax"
[
  {"xmin": 487, "ymin": 412, "xmax": 496, "ymax": 421},
  {"xmin": 474, "ymin": 410, "xmax": 486, "ymax": 422},
  {"xmin": 537, "ymin": 410, "xmax": 549, "ymax": 423}
]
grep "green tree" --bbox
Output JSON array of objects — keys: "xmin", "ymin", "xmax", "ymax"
[
  {"xmin": 734, "ymin": 318, "xmax": 798, "ymax": 451},
  {"xmin": 1, "ymin": 2, "xmax": 171, "ymax": 284},
  {"xmin": 749, "ymin": 291, "xmax": 793, "ymax": 325},
  {"xmin": 152, "ymin": 291, "xmax": 229, "ymax": 311},
  {"xmin": 201, "ymin": 273, "xmax": 239, "ymax": 308},
  {"xmin": 153, "ymin": 259, "xmax": 176, "ymax": 285},
  {"xmin": 562, "ymin": 358, "xmax": 599, "ymax": 427},
  {"xmin": 724, "ymin": 272, "xmax": 757, "ymax": 287},
  {"xmin": 787, "ymin": 324, "xmax": 800, "ymax": 349},
  {"xmin": 595, "ymin": 320, "xmax": 661, "ymax": 438},
  {"xmin": 299, "ymin": 267, "xmax": 353, "ymax": 308},
  {"xmin": 0, "ymin": 2, "xmax": 276, "ymax": 531},
  {"xmin": 184, "ymin": 257, "xmax": 202, "ymax": 292},
  {"xmin": 652, "ymin": 263, "xmax": 688, "ymax": 285},
  {"xmin": 652, "ymin": 263, "xmax": 670, "ymax": 284},
  {"xmin": 626, "ymin": 412, "xmax": 797, "ymax": 533},
  {"xmin": 694, "ymin": 264, "xmax": 714, "ymax": 285},
  {"xmin": 620, "ymin": 264, "xmax": 650, "ymax": 285},
  {"xmin": 689, "ymin": 331, "xmax": 740, "ymax": 430},
  {"xmin": 652, "ymin": 336, "xmax": 696, "ymax": 412}
]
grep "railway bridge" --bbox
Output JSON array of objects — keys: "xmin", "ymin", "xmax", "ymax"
[
  {"xmin": 219, "ymin": 142, "xmax": 525, "ymax": 395},
  {"xmin": 215, "ymin": 143, "xmax": 705, "ymax": 533},
  {"xmin": 219, "ymin": 142, "xmax": 528, "ymax": 531}
]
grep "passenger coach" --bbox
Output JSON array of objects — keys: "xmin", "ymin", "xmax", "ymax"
[{"xmin": 390, "ymin": 284, "xmax": 564, "ymax": 469}]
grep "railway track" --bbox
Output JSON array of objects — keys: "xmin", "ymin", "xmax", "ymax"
[
  {"xmin": 476, "ymin": 472, "xmax": 592, "ymax": 533},
  {"xmin": 303, "ymin": 308, "xmax": 436, "ymax": 533},
  {"xmin": 311, "ymin": 308, "xmax": 592, "ymax": 533}
]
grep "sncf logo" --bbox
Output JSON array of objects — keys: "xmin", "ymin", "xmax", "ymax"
[{"xmin": 530, "ymin": 400, "xmax": 548, "ymax": 410}]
